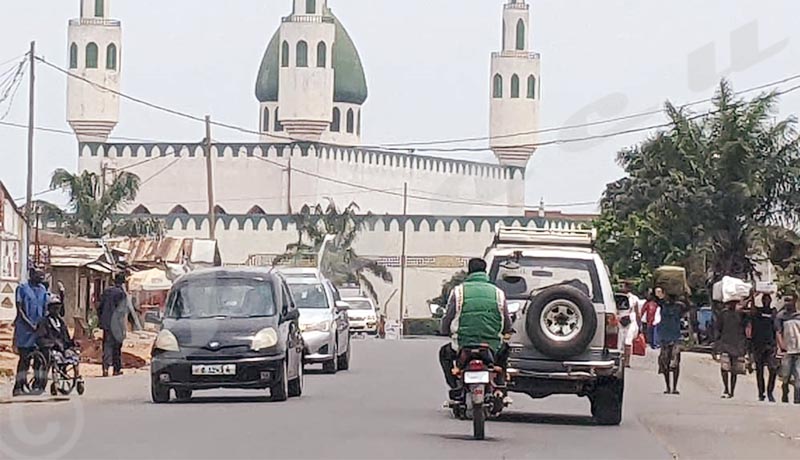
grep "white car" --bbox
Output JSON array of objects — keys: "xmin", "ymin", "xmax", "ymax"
[{"xmin": 343, "ymin": 297, "xmax": 378, "ymax": 335}]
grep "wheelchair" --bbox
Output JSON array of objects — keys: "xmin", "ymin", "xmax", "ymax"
[{"xmin": 25, "ymin": 347, "xmax": 85, "ymax": 397}]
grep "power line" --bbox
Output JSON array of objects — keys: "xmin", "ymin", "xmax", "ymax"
[
  {"xmin": 140, "ymin": 155, "xmax": 182, "ymax": 186},
  {"xmin": 0, "ymin": 53, "xmax": 26, "ymax": 69}
]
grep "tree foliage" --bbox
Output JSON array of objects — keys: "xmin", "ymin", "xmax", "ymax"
[
  {"xmin": 428, "ymin": 270, "xmax": 467, "ymax": 318},
  {"xmin": 596, "ymin": 80, "xmax": 800, "ymax": 296},
  {"xmin": 38, "ymin": 169, "xmax": 165, "ymax": 239},
  {"xmin": 277, "ymin": 199, "xmax": 393, "ymax": 303}
]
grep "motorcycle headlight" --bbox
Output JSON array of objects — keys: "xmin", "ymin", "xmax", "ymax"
[
  {"xmin": 301, "ymin": 321, "xmax": 330, "ymax": 333},
  {"xmin": 154, "ymin": 330, "xmax": 180, "ymax": 352},
  {"xmin": 251, "ymin": 328, "xmax": 279, "ymax": 351}
]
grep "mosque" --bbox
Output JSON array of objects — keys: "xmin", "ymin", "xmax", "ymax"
[{"xmin": 65, "ymin": 0, "xmax": 586, "ymax": 319}]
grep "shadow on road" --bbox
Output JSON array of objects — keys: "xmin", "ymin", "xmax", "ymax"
[
  {"xmin": 170, "ymin": 395, "xmax": 274, "ymax": 404},
  {"xmin": 494, "ymin": 411, "xmax": 596, "ymax": 426}
]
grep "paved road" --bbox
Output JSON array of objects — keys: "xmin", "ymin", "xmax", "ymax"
[{"xmin": 0, "ymin": 338, "xmax": 798, "ymax": 459}]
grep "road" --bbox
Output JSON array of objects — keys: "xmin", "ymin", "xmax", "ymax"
[{"xmin": 0, "ymin": 338, "xmax": 798, "ymax": 459}]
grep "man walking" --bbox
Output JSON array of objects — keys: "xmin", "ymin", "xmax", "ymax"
[
  {"xmin": 98, "ymin": 272, "xmax": 129, "ymax": 377},
  {"xmin": 750, "ymin": 294, "xmax": 779, "ymax": 402},
  {"xmin": 655, "ymin": 289, "xmax": 687, "ymax": 395},
  {"xmin": 715, "ymin": 300, "xmax": 747, "ymax": 399},
  {"xmin": 641, "ymin": 289, "xmax": 660, "ymax": 348},
  {"xmin": 776, "ymin": 295, "xmax": 800, "ymax": 404},
  {"xmin": 12, "ymin": 268, "xmax": 48, "ymax": 396}
]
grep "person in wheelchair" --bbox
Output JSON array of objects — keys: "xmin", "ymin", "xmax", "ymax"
[{"xmin": 36, "ymin": 296, "xmax": 79, "ymax": 370}]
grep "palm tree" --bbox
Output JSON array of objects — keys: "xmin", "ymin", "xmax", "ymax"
[
  {"xmin": 277, "ymin": 199, "xmax": 393, "ymax": 302},
  {"xmin": 37, "ymin": 169, "xmax": 164, "ymax": 239}
]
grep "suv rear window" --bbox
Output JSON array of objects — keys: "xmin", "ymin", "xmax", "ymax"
[{"xmin": 489, "ymin": 256, "xmax": 603, "ymax": 303}]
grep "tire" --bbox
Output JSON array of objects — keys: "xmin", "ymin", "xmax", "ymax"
[
  {"xmin": 76, "ymin": 381, "xmax": 85, "ymax": 396},
  {"xmin": 57, "ymin": 364, "xmax": 78, "ymax": 395},
  {"xmin": 270, "ymin": 360, "xmax": 289, "ymax": 402},
  {"xmin": 472, "ymin": 404, "xmax": 486, "ymax": 440},
  {"xmin": 175, "ymin": 389, "xmax": 193, "ymax": 401},
  {"xmin": 288, "ymin": 355, "xmax": 303, "ymax": 398},
  {"xmin": 337, "ymin": 339, "xmax": 351, "ymax": 371},
  {"xmin": 322, "ymin": 341, "xmax": 338, "ymax": 374},
  {"xmin": 591, "ymin": 378, "xmax": 624, "ymax": 426},
  {"xmin": 151, "ymin": 379, "xmax": 170, "ymax": 404},
  {"xmin": 526, "ymin": 285, "xmax": 598, "ymax": 359}
]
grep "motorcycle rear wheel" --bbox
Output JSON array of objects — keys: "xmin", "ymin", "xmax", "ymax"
[{"xmin": 472, "ymin": 403, "xmax": 485, "ymax": 440}]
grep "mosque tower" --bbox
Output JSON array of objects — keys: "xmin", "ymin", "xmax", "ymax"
[
  {"xmin": 66, "ymin": 0, "xmax": 121, "ymax": 142},
  {"xmin": 256, "ymin": 0, "xmax": 368, "ymax": 145},
  {"xmin": 489, "ymin": 0, "xmax": 541, "ymax": 167}
]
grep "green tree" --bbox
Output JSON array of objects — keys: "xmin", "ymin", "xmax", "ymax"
[
  {"xmin": 277, "ymin": 199, "xmax": 393, "ymax": 302},
  {"xmin": 428, "ymin": 270, "xmax": 467, "ymax": 318},
  {"xmin": 38, "ymin": 169, "xmax": 165, "ymax": 239},
  {"xmin": 596, "ymin": 80, "xmax": 800, "ymax": 295}
]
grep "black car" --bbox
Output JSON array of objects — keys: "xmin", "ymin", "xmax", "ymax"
[{"xmin": 149, "ymin": 268, "xmax": 304, "ymax": 403}]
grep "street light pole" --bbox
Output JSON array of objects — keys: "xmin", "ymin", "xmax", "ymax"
[
  {"xmin": 204, "ymin": 115, "xmax": 216, "ymax": 240},
  {"xmin": 24, "ymin": 41, "xmax": 35, "ymax": 271},
  {"xmin": 398, "ymin": 182, "xmax": 408, "ymax": 330}
]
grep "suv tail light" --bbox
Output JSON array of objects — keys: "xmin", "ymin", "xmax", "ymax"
[{"xmin": 605, "ymin": 313, "xmax": 619, "ymax": 349}]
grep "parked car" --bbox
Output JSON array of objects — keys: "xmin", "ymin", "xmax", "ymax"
[
  {"xmin": 279, "ymin": 268, "xmax": 352, "ymax": 373},
  {"xmin": 343, "ymin": 296, "xmax": 378, "ymax": 335},
  {"xmin": 149, "ymin": 268, "xmax": 304, "ymax": 403}
]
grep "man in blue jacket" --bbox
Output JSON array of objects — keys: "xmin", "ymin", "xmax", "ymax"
[{"xmin": 13, "ymin": 267, "xmax": 48, "ymax": 396}]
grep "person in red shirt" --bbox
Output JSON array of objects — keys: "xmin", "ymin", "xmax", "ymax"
[{"xmin": 641, "ymin": 288, "xmax": 661, "ymax": 348}]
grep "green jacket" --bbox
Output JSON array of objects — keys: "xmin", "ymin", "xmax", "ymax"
[{"xmin": 441, "ymin": 272, "xmax": 509, "ymax": 351}]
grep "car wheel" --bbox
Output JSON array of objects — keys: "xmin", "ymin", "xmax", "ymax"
[
  {"xmin": 526, "ymin": 285, "xmax": 598, "ymax": 359},
  {"xmin": 322, "ymin": 341, "xmax": 338, "ymax": 374},
  {"xmin": 591, "ymin": 378, "xmax": 623, "ymax": 426},
  {"xmin": 337, "ymin": 338, "xmax": 351, "ymax": 371},
  {"xmin": 175, "ymin": 389, "xmax": 193, "ymax": 402},
  {"xmin": 270, "ymin": 360, "xmax": 289, "ymax": 402},
  {"xmin": 151, "ymin": 378, "xmax": 170, "ymax": 404},
  {"xmin": 288, "ymin": 355, "xmax": 303, "ymax": 398}
]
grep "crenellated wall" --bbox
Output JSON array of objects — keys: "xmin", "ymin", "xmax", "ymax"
[{"xmin": 79, "ymin": 142, "xmax": 526, "ymax": 217}]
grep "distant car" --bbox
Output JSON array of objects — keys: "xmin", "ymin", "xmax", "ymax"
[
  {"xmin": 149, "ymin": 268, "xmax": 304, "ymax": 403},
  {"xmin": 343, "ymin": 296, "xmax": 378, "ymax": 335},
  {"xmin": 279, "ymin": 268, "xmax": 352, "ymax": 373}
]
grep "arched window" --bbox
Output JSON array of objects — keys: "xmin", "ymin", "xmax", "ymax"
[
  {"xmin": 492, "ymin": 74, "xmax": 503, "ymax": 98},
  {"xmin": 131, "ymin": 205, "xmax": 151, "ymax": 215},
  {"xmin": 357, "ymin": 110, "xmax": 361, "ymax": 136},
  {"xmin": 331, "ymin": 108, "xmax": 341, "ymax": 132},
  {"xmin": 95, "ymin": 0, "xmax": 104, "ymax": 17},
  {"xmin": 106, "ymin": 43, "xmax": 117, "ymax": 70},
  {"xmin": 515, "ymin": 19, "xmax": 526, "ymax": 51},
  {"xmin": 262, "ymin": 107, "xmax": 270, "ymax": 132},
  {"xmin": 281, "ymin": 41, "xmax": 290, "ymax": 67},
  {"xmin": 346, "ymin": 109, "xmax": 355, "ymax": 134},
  {"xmin": 85, "ymin": 43, "xmax": 99, "ymax": 69},
  {"xmin": 296, "ymin": 41, "xmax": 308, "ymax": 67},
  {"xmin": 69, "ymin": 43, "xmax": 78, "ymax": 69},
  {"xmin": 274, "ymin": 108, "xmax": 283, "ymax": 132},
  {"xmin": 511, "ymin": 74, "xmax": 520, "ymax": 98},
  {"xmin": 527, "ymin": 75, "xmax": 536, "ymax": 99},
  {"xmin": 169, "ymin": 205, "xmax": 189, "ymax": 215},
  {"xmin": 317, "ymin": 41, "xmax": 327, "ymax": 68},
  {"xmin": 306, "ymin": 0, "xmax": 316, "ymax": 14},
  {"xmin": 247, "ymin": 205, "xmax": 267, "ymax": 215}
]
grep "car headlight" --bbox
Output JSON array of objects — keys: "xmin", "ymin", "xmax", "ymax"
[
  {"xmin": 251, "ymin": 328, "xmax": 279, "ymax": 351},
  {"xmin": 301, "ymin": 321, "xmax": 330, "ymax": 333},
  {"xmin": 154, "ymin": 329, "xmax": 180, "ymax": 352}
]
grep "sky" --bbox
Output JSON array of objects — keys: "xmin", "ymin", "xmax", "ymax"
[{"xmin": 0, "ymin": 0, "xmax": 798, "ymax": 214}]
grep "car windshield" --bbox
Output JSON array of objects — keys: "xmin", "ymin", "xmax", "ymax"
[
  {"xmin": 165, "ymin": 277, "xmax": 276, "ymax": 319},
  {"xmin": 288, "ymin": 282, "xmax": 328, "ymax": 309},
  {"xmin": 490, "ymin": 256, "xmax": 602, "ymax": 303},
  {"xmin": 346, "ymin": 299, "xmax": 374, "ymax": 311}
]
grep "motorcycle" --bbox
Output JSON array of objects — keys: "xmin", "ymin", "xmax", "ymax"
[{"xmin": 448, "ymin": 345, "xmax": 508, "ymax": 440}]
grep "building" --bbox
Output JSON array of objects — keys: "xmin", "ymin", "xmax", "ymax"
[
  {"xmin": 0, "ymin": 181, "xmax": 26, "ymax": 322},
  {"xmin": 65, "ymin": 1, "xmax": 588, "ymax": 320}
]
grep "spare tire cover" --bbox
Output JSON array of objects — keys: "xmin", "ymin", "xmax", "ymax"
[{"xmin": 525, "ymin": 285, "xmax": 598, "ymax": 359}]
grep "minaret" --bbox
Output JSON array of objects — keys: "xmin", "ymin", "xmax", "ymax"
[
  {"xmin": 489, "ymin": 0, "xmax": 541, "ymax": 167},
  {"xmin": 67, "ymin": 0, "xmax": 121, "ymax": 143},
  {"xmin": 278, "ymin": 0, "xmax": 336, "ymax": 141}
]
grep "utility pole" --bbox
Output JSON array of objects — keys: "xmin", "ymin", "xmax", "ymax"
[
  {"xmin": 286, "ymin": 154, "xmax": 293, "ymax": 215},
  {"xmin": 204, "ymin": 116, "xmax": 216, "ymax": 240},
  {"xmin": 24, "ymin": 41, "xmax": 35, "ymax": 272},
  {"xmin": 398, "ymin": 182, "xmax": 408, "ymax": 332}
]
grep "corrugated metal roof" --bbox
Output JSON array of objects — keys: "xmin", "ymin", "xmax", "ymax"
[{"xmin": 110, "ymin": 237, "xmax": 219, "ymax": 265}]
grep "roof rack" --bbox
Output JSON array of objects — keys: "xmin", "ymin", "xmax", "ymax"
[{"xmin": 492, "ymin": 226, "xmax": 597, "ymax": 248}]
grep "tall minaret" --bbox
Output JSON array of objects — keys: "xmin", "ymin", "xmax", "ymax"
[
  {"xmin": 489, "ymin": 0, "xmax": 541, "ymax": 167},
  {"xmin": 67, "ymin": 0, "xmax": 121, "ymax": 143},
  {"xmin": 277, "ymin": 0, "xmax": 336, "ymax": 140}
]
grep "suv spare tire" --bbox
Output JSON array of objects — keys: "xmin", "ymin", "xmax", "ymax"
[{"xmin": 525, "ymin": 285, "xmax": 598, "ymax": 359}]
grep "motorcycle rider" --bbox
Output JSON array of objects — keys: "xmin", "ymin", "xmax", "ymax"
[{"xmin": 439, "ymin": 258, "xmax": 512, "ymax": 400}]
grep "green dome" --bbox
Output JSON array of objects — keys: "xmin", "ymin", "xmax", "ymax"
[{"xmin": 255, "ymin": 11, "xmax": 368, "ymax": 105}]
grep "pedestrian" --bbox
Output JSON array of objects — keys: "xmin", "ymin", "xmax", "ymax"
[
  {"xmin": 776, "ymin": 294, "xmax": 800, "ymax": 404},
  {"xmin": 654, "ymin": 288, "xmax": 687, "ymax": 394},
  {"xmin": 621, "ymin": 282, "xmax": 642, "ymax": 324},
  {"xmin": 714, "ymin": 300, "xmax": 747, "ymax": 399},
  {"xmin": 12, "ymin": 267, "xmax": 49, "ymax": 396},
  {"xmin": 641, "ymin": 289, "xmax": 660, "ymax": 348},
  {"xmin": 619, "ymin": 306, "xmax": 639, "ymax": 368},
  {"xmin": 749, "ymin": 294, "xmax": 779, "ymax": 402},
  {"xmin": 98, "ymin": 272, "xmax": 129, "ymax": 377}
]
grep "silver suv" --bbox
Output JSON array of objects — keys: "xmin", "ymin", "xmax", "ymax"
[{"xmin": 484, "ymin": 227, "xmax": 624, "ymax": 425}]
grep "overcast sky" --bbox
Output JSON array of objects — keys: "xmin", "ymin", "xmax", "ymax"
[{"xmin": 0, "ymin": 0, "xmax": 797, "ymax": 213}]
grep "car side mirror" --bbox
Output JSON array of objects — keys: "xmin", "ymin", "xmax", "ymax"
[
  {"xmin": 282, "ymin": 309, "xmax": 300, "ymax": 323},
  {"xmin": 335, "ymin": 301, "xmax": 350, "ymax": 312},
  {"xmin": 144, "ymin": 311, "xmax": 162, "ymax": 326}
]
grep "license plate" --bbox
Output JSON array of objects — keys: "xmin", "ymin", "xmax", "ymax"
[
  {"xmin": 192, "ymin": 364, "xmax": 236, "ymax": 376},
  {"xmin": 464, "ymin": 371, "xmax": 490, "ymax": 384}
]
